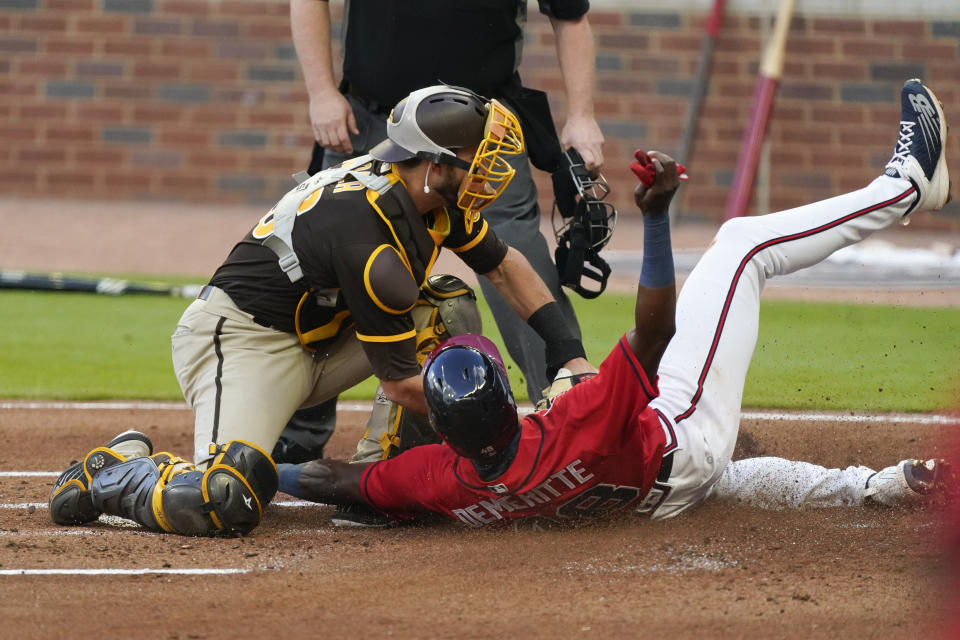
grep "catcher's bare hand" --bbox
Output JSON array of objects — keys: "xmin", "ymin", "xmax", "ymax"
[
  {"xmin": 631, "ymin": 150, "xmax": 680, "ymax": 216},
  {"xmin": 560, "ymin": 356, "xmax": 598, "ymax": 376}
]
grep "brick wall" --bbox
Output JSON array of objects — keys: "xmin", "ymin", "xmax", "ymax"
[{"xmin": 1, "ymin": 1, "xmax": 959, "ymax": 230}]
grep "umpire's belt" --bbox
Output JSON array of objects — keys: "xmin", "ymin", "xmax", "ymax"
[{"xmin": 344, "ymin": 82, "xmax": 393, "ymax": 117}]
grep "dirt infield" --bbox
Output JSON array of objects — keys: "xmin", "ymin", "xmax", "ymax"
[{"xmin": 1, "ymin": 406, "xmax": 957, "ymax": 639}]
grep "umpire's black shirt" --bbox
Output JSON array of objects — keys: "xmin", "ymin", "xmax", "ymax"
[{"xmin": 337, "ymin": 0, "xmax": 590, "ymax": 108}]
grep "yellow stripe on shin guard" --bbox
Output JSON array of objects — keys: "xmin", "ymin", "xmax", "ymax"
[{"xmin": 150, "ymin": 454, "xmax": 196, "ymax": 534}]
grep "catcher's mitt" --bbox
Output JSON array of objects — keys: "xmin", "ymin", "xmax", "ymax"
[{"xmin": 535, "ymin": 368, "xmax": 597, "ymax": 412}]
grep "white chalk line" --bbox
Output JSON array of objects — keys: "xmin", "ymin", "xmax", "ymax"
[
  {"xmin": 0, "ymin": 527, "xmax": 330, "ymax": 537},
  {"xmin": 0, "ymin": 400, "xmax": 376, "ymax": 411},
  {"xmin": 0, "ymin": 471, "xmax": 57, "ymax": 477},
  {"xmin": 1, "ymin": 400, "xmax": 957, "ymax": 424},
  {"xmin": 740, "ymin": 411, "xmax": 959, "ymax": 425},
  {"xmin": 0, "ymin": 499, "xmax": 322, "ymax": 509},
  {"xmin": 0, "ymin": 568, "xmax": 250, "ymax": 576},
  {"xmin": 0, "ymin": 401, "xmax": 191, "ymax": 410}
]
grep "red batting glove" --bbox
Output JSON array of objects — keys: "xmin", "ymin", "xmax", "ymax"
[{"xmin": 629, "ymin": 149, "xmax": 688, "ymax": 187}]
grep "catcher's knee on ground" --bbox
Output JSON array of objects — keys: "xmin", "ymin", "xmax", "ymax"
[
  {"xmin": 90, "ymin": 441, "xmax": 278, "ymax": 536},
  {"xmin": 353, "ymin": 274, "xmax": 482, "ymax": 462}
]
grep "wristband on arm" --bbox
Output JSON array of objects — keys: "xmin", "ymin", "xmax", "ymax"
[
  {"xmin": 527, "ymin": 302, "xmax": 586, "ymax": 378},
  {"xmin": 277, "ymin": 463, "xmax": 304, "ymax": 498},
  {"xmin": 639, "ymin": 213, "xmax": 674, "ymax": 288}
]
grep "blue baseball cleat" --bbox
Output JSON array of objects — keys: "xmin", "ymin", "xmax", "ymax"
[{"xmin": 884, "ymin": 79, "xmax": 950, "ymax": 217}]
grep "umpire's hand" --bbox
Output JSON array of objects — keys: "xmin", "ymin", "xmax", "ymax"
[
  {"xmin": 310, "ymin": 87, "xmax": 359, "ymax": 154},
  {"xmin": 631, "ymin": 150, "xmax": 680, "ymax": 216}
]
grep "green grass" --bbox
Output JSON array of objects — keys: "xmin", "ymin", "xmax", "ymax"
[
  {"xmin": 1, "ymin": 291, "xmax": 186, "ymax": 400},
  {"xmin": 1, "ymin": 288, "xmax": 957, "ymax": 411},
  {"xmin": 748, "ymin": 301, "xmax": 959, "ymax": 412}
]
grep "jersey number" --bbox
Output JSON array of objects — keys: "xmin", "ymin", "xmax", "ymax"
[{"xmin": 555, "ymin": 484, "xmax": 641, "ymax": 520}]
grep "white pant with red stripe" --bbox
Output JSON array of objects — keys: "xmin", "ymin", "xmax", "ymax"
[{"xmin": 646, "ymin": 174, "xmax": 918, "ymax": 519}]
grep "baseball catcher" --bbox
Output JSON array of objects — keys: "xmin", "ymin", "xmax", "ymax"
[{"xmin": 49, "ymin": 84, "xmax": 593, "ymax": 536}]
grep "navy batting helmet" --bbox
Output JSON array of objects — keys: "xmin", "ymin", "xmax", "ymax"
[{"xmin": 422, "ymin": 335, "xmax": 519, "ymax": 460}]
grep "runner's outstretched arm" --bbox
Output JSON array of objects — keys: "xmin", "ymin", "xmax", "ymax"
[
  {"xmin": 279, "ymin": 459, "xmax": 370, "ymax": 505},
  {"xmin": 626, "ymin": 150, "xmax": 680, "ymax": 381}
]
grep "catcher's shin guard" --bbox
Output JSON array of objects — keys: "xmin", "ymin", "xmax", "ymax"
[
  {"xmin": 419, "ymin": 274, "xmax": 483, "ymax": 355},
  {"xmin": 157, "ymin": 441, "xmax": 279, "ymax": 536},
  {"xmin": 352, "ymin": 274, "xmax": 482, "ymax": 462},
  {"xmin": 49, "ymin": 431, "xmax": 154, "ymax": 526},
  {"xmin": 89, "ymin": 455, "xmax": 167, "ymax": 531},
  {"xmin": 352, "ymin": 393, "xmax": 441, "ymax": 462},
  {"xmin": 50, "ymin": 446, "xmax": 135, "ymax": 525},
  {"xmin": 50, "ymin": 466, "xmax": 101, "ymax": 525}
]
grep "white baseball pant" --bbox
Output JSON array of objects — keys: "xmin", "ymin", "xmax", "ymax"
[{"xmin": 645, "ymin": 174, "xmax": 918, "ymax": 518}]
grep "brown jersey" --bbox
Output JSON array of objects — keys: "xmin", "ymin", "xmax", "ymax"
[{"xmin": 210, "ymin": 159, "xmax": 507, "ymax": 380}]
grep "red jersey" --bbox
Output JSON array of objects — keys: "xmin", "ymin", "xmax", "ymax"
[{"xmin": 361, "ymin": 335, "xmax": 667, "ymax": 527}]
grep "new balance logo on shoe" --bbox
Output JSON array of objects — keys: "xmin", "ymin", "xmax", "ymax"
[
  {"xmin": 885, "ymin": 79, "xmax": 949, "ymax": 215},
  {"xmin": 908, "ymin": 92, "xmax": 941, "ymax": 176}
]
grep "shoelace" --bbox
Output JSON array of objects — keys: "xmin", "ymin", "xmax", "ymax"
[{"xmin": 887, "ymin": 121, "xmax": 916, "ymax": 166}]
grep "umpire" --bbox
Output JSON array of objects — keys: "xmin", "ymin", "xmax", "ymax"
[
  {"xmin": 282, "ymin": 0, "xmax": 603, "ymax": 458},
  {"xmin": 173, "ymin": 85, "xmax": 591, "ymax": 471}
]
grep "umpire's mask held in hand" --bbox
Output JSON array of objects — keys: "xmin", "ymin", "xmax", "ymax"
[{"xmin": 370, "ymin": 85, "xmax": 524, "ymax": 217}]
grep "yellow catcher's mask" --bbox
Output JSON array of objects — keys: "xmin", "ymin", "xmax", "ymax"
[
  {"xmin": 456, "ymin": 99, "xmax": 524, "ymax": 214},
  {"xmin": 369, "ymin": 85, "xmax": 525, "ymax": 215}
]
